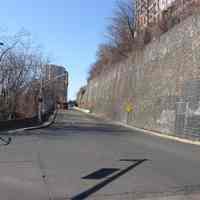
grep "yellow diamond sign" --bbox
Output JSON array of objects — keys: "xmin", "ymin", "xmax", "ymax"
[{"xmin": 125, "ymin": 103, "xmax": 133, "ymax": 113}]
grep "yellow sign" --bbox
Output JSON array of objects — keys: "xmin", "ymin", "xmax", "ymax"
[{"xmin": 125, "ymin": 103, "xmax": 133, "ymax": 113}]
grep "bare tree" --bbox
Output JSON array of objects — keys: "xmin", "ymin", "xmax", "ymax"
[
  {"xmin": 0, "ymin": 31, "xmax": 46, "ymax": 120},
  {"xmin": 106, "ymin": 0, "xmax": 135, "ymax": 54},
  {"xmin": 88, "ymin": 0, "xmax": 136, "ymax": 81}
]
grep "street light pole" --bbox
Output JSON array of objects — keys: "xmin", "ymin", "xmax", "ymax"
[
  {"xmin": 38, "ymin": 78, "xmax": 43, "ymax": 123},
  {"xmin": 0, "ymin": 42, "xmax": 4, "ymax": 63},
  {"xmin": 0, "ymin": 42, "xmax": 12, "ymax": 145},
  {"xmin": 38, "ymin": 64, "xmax": 45, "ymax": 123}
]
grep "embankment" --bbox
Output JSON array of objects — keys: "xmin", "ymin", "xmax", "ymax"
[{"xmin": 78, "ymin": 13, "xmax": 200, "ymax": 138}]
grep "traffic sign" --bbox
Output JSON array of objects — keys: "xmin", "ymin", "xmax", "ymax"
[{"xmin": 125, "ymin": 103, "xmax": 133, "ymax": 113}]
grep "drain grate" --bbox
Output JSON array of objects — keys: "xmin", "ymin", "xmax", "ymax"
[{"xmin": 82, "ymin": 168, "xmax": 120, "ymax": 180}]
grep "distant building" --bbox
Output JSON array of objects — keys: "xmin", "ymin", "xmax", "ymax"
[
  {"xmin": 15, "ymin": 64, "xmax": 69, "ymax": 118},
  {"xmin": 135, "ymin": 0, "xmax": 197, "ymax": 29},
  {"xmin": 15, "ymin": 80, "xmax": 40, "ymax": 118},
  {"xmin": 77, "ymin": 86, "xmax": 86, "ymax": 107},
  {"xmin": 44, "ymin": 64, "xmax": 68, "ymax": 109}
]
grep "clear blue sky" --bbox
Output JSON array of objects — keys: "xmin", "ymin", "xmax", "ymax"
[{"xmin": 0, "ymin": 0, "xmax": 116, "ymax": 99}]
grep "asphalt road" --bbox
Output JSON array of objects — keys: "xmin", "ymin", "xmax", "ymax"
[{"xmin": 0, "ymin": 109, "xmax": 200, "ymax": 200}]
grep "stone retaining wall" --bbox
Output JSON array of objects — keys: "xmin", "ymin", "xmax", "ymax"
[{"xmin": 79, "ymin": 13, "xmax": 200, "ymax": 138}]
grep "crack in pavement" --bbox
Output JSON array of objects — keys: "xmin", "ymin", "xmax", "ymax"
[{"xmin": 36, "ymin": 138, "xmax": 54, "ymax": 200}]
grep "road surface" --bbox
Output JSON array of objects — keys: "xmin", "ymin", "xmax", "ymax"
[{"xmin": 0, "ymin": 109, "xmax": 200, "ymax": 200}]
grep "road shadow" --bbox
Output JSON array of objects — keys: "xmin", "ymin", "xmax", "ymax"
[{"xmin": 71, "ymin": 159, "xmax": 148, "ymax": 200}]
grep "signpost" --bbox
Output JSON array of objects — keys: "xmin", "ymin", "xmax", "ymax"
[{"xmin": 125, "ymin": 102, "xmax": 133, "ymax": 124}]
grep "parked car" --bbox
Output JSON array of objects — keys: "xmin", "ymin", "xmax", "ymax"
[{"xmin": 68, "ymin": 100, "xmax": 78, "ymax": 108}]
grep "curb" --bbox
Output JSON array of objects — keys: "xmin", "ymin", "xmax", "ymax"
[
  {"xmin": 74, "ymin": 107, "xmax": 90, "ymax": 113},
  {"xmin": 75, "ymin": 107, "xmax": 200, "ymax": 146},
  {"xmin": 25, "ymin": 109, "xmax": 58, "ymax": 131},
  {"xmin": 1, "ymin": 110, "xmax": 58, "ymax": 135}
]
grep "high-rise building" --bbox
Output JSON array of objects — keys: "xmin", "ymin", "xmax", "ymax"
[
  {"xmin": 44, "ymin": 64, "xmax": 68, "ymax": 109},
  {"xmin": 135, "ymin": 0, "xmax": 197, "ymax": 29}
]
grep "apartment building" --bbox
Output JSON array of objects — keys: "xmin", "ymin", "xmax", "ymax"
[
  {"xmin": 15, "ymin": 65, "xmax": 69, "ymax": 118},
  {"xmin": 135, "ymin": 0, "xmax": 198, "ymax": 29},
  {"xmin": 44, "ymin": 64, "xmax": 69, "ymax": 109}
]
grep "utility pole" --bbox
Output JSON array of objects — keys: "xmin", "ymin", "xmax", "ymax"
[
  {"xmin": 0, "ymin": 42, "xmax": 4, "ymax": 63},
  {"xmin": 0, "ymin": 42, "xmax": 12, "ymax": 145},
  {"xmin": 38, "ymin": 64, "xmax": 43, "ymax": 123},
  {"xmin": 38, "ymin": 79, "xmax": 43, "ymax": 123}
]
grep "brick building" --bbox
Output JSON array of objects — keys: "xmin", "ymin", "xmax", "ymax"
[
  {"xmin": 15, "ymin": 65, "xmax": 68, "ymax": 118},
  {"xmin": 15, "ymin": 81, "xmax": 40, "ymax": 118},
  {"xmin": 135, "ymin": 0, "xmax": 198, "ymax": 29},
  {"xmin": 44, "ymin": 64, "xmax": 68, "ymax": 109}
]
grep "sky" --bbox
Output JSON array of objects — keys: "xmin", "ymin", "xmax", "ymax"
[{"xmin": 0, "ymin": 0, "xmax": 116, "ymax": 99}]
